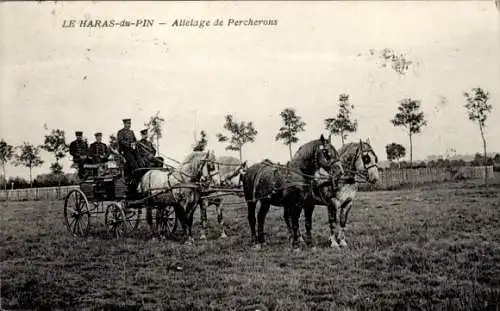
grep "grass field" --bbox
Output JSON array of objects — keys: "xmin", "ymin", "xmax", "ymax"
[{"xmin": 1, "ymin": 178, "xmax": 500, "ymax": 311}]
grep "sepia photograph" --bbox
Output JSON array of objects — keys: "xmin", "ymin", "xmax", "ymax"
[{"xmin": 0, "ymin": 1, "xmax": 499, "ymax": 310}]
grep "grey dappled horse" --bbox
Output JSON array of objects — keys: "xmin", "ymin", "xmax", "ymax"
[
  {"xmin": 138, "ymin": 151, "xmax": 221, "ymax": 245},
  {"xmin": 242, "ymin": 134, "xmax": 343, "ymax": 249},
  {"xmin": 199, "ymin": 156, "xmax": 247, "ymax": 240},
  {"xmin": 315, "ymin": 140, "xmax": 380, "ymax": 248}
]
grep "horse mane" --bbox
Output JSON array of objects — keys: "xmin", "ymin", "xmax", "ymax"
[
  {"xmin": 289, "ymin": 139, "xmax": 321, "ymax": 174},
  {"xmin": 339, "ymin": 142, "xmax": 376, "ymax": 165}
]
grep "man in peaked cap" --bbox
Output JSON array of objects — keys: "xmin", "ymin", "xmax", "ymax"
[
  {"xmin": 69, "ymin": 131, "xmax": 89, "ymax": 179},
  {"xmin": 88, "ymin": 132, "xmax": 109, "ymax": 164},
  {"xmin": 117, "ymin": 118, "xmax": 140, "ymax": 190},
  {"xmin": 136, "ymin": 128, "xmax": 157, "ymax": 167}
]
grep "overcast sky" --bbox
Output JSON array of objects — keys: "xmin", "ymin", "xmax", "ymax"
[{"xmin": 0, "ymin": 1, "xmax": 499, "ymax": 179}]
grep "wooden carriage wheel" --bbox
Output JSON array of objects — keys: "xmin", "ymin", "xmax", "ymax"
[
  {"xmin": 120, "ymin": 201, "xmax": 141, "ymax": 233},
  {"xmin": 148, "ymin": 205, "xmax": 178, "ymax": 238},
  {"xmin": 104, "ymin": 203, "xmax": 129, "ymax": 238},
  {"xmin": 64, "ymin": 189, "xmax": 91, "ymax": 238}
]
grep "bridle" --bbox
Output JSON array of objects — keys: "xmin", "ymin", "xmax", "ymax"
[
  {"xmin": 196, "ymin": 153, "xmax": 219, "ymax": 184},
  {"xmin": 316, "ymin": 142, "xmax": 344, "ymax": 185},
  {"xmin": 345, "ymin": 141, "xmax": 378, "ymax": 183}
]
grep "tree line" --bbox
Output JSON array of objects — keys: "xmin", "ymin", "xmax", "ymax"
[{"xmin": 0, "ymin": 87, "xmax": 495, "ymax": 190}]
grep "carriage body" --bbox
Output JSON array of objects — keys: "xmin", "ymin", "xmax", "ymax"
[{"xmin": 79, "ymin": 172, "xmax": 127, "ymax": 202}]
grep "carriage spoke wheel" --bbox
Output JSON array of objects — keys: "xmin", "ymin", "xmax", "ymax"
[
  {"xmin": 121, "ymin": 201, "xmax": 141, "ymax": 233},
  {"xmin": 150, "ymin": 205, "xmax": 178, "ymax": 238},
  {"xmin": 105, "ymin": 203, "xmax": 129, "ymax": 238},
  {"xmin": 64, "ymin": 189, "xmax": 91, "ymax": 238}
]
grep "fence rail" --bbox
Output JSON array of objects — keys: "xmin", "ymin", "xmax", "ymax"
[
  {"xmin": 0, "ymin": 166, "xmax": 494, "ymax": 202},
  {"xmin": 0, "ymin": 185, "xmax": 79, "ymax": 202},
  {"xmin": 374, "ymin": 165, "xmax": 494, "ymax": 189}
]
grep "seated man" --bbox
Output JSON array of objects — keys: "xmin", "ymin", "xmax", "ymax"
[
  {"xmin": 88, "ymin": 132, "xmax": 109, "ymax": 164},
  {"xmin": 69, "ymin": 131, "xmax": 89, "ymax": 179},
  {"xmin": 88, "ymin": 132, "xmax": 109, "ymax": 176},
  {"xmin": 136, "ymin": 129, "xmax": 159, "ymax": 168}
]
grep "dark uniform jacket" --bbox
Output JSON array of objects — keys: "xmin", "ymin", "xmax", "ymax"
[
  {"xmin": 138, "ymin": 139, "xmax": 156, "ymax": 156},
  {"xmin": 88, "ymin": 141, "xmax": 109, "ymax": 163},
  {"xmin": 137, "ymin": 138, "xmax": 156, "ymax": 167},
  {"xmin": 69, "ymin": 139, "xmax": 89, "ymax": 163},
  {"xmin": 117, "ymin": 128, "xmax": 137, "ymax": 152},
  {"xmin": 117, "ymin": 128, "xmax": 139, "ymax": 171}
]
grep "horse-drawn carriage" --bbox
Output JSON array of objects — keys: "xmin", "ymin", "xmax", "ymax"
[
  {"xmin": 62, "ymin": 150, "xmax": 247, "ymax": 243},
  {"xmin": 63, "ymin": 157, "xmax": 178, "ymax": 239}
]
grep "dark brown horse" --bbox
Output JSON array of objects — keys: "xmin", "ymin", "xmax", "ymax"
[{"xmin": 242, "ymin": 134, "xmax": 343, "ymax": 249}]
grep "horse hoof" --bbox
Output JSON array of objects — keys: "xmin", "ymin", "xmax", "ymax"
[
  {"xmin": 251, "ymin": 243, "xmax": 262, "ymax": 251},
  {"xmin": 200, "ymin": 234, "xmax": 207, "ymax": 240},
  {"xmin": 292, "ymin": 247, "xmax": 301, "ymax": 253},
  {"xmin": 311, "ymin": 246, "xmax": 318, "ymax": 252},
  {"xmin": 339, "ymin": 239, "xmax": 348, "ymax": 247},
  {"xmin": 298, "ymin": 236, "xmax": 305, "ymax": 243},
  {"xmin": 330, "ymin": 242, "xmax": 341, "ymax": 249},
  {"xmin": 220, "ymin": 232, "xmax": 228, "ymax": 239}
]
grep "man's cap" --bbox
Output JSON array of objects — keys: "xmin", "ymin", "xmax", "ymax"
[
  {"xmin": 75, "ymin": 131, "xmax": 83, "ymax": 136},
  {"xmin": 122, "ymin": 118, "xmax": 131, "ymax": 123},
  {"xmin": 94, "ymin": 132, "xmax": 102, "ymax": 137},
  {"xmin": 140, "ymin": 129, "xmax": 148, "ymax": 135}
]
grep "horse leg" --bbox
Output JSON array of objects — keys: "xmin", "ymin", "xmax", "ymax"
[
  {"xmin": 304, "ymin": 203, "xmax": 315, "ymax": 247},
  {"xmin": 199, "ymin": 199, "xmax": 208, "ymax": 240},
  {"xmin": 338, "ymin": 199, "xmax": 353, "ymax": 247},
  {"xmin": 172, "ymin": 203, "xmax": 190, "ymax": 244},
  {"xmin": 215, "ymin": 198, "xmax": 227, "ymax": 239},
  {"xmin": 291, "ymin": 204, "xmax": 303, "ymax": 250},
  {"xmin": 286, "ymin": 191, "xmax": 303, "ymax": 251},
  {"xmin": 146, "ymin": 206, "xmax": 153, "ymax": 227},
  {"xmin": 247, "ymin": 201, "xmax": 258, "ymax": 244},
  {"xmin": 328, "ymin": 199, "xmax": 340, "ymax": 248},
  {"xmin": 283, "ymin": 207, "xmax": 293, "ymax": 241},
  {"xmin": 186, "ymin": 205, "xmax": 197, "ymax": 245},
  {"xmin": 256, "ymin": 201, "xmax": 270, "ymax": 246}
]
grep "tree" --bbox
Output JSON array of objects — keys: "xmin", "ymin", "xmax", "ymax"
[
  {"xmin": 41, "ymin": 129, "xmax": 68, "ymax": 174},
  {"xmin": 13, "ymin": 142, "xmax": 44, "ymax": 187},
  {"xmin": 385, "ymin": 143, "xmax": 406, "ymax": 167},
  {"xmin": 50, "ymin": 162, "xmax": 63, "ymax": 174},
  {"xmin": 144, "ymin": 111, "xmax": 165, "ymax": 154},
  {"xmin": 192, "ymin": 130, "xmax": 208, "ymax": 152},
  {"xmin": 391, "ymin": 98, "xmax": 427, "ymax": 167},
  {"xmin": 275, "ymin": 108, "xmax": 306, "ymax": 160},
  {"xmin": 0, "ymin": 139, "xmax": 14, "ymax": 190},
  {"xmin": 325, "ymin": 94, "xmax": 358, "ymax": 146},
  {"xmin": 463, "ymin": 87, "xmax": 493, "ymax": 183},
  {"xmin": 494, "ymin": 153, "xmax": 500, "ymax": 164},
  {"xmin": 216, "ymin": 114, "xmax": 258, "ymax": 161}
]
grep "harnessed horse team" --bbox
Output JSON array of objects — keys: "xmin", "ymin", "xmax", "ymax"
[{"xmin": 73, "ymin": 119, "xmax": 380, "ymax": 250}]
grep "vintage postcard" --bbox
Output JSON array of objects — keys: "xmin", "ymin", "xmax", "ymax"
[{"xmin": 1, "ymin": 1, "xmax": 499, "ymax": 310}]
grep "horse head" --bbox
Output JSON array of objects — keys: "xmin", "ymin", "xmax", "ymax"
[
  {"xmin": 353, "ymin": 139, "xmax": 380, "ymax": 184},
  {"xmin": 316, "ymin": 134, "xmax": 344, "ymax": 179},
  {"xmin": 200, "ymin": 150, "xmax": 221, "ymax": 186}
]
